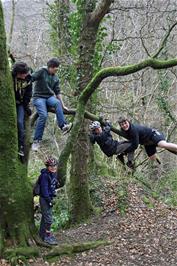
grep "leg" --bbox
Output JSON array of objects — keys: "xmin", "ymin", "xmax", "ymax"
[
  {"xmin": 46, "ymin": 96, "xmax": 66, "ymax": 129},
  {"xmin": 157, "ymin": 140, "xmax": 177, "ymax": 154},
  {"xmin": 144, "ymin": 145, "xmax": 158, "ymax": 161},
  {"xmin": 33, "ymin": 98, "xmax": 48, "ymax": 141},
  {"xmin": 16, "ymin": 104, "xmax": 25, "ymax": 147},
  {"xmin": 39, "ymin": 197, "xmax": 53, "ymax": 240}
]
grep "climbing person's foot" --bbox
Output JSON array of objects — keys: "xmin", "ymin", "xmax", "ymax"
[
  {"xmin": 43, "ymin": 235, "xmax": 58, "ymax": 245},
  {"xmin": 116, "ymin": 154, "xmax": 125, "ymax": 165},
  {"xmin": 31, "ymin": 140, "xmax": 41, "ymax": 152},
  {"xmin": 126, "ymin": 160, "xmax": 135, "ymax": 169},
  {"xmin": 18, "ymin": 146, "xmax": 24, "ymax": 157},
  {"xmin": 62, "ymin": 123, "xmax": 72, "ymax": 135}
]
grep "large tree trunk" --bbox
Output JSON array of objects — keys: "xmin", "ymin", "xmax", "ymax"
[{"xmin": 0, "ymin": 1, "xmax": 34, "ymax": 253}]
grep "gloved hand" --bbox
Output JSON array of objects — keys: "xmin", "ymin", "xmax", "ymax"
[{"xmin": 25, "ymin": 107, "xmax": 32, "ymax": 116}]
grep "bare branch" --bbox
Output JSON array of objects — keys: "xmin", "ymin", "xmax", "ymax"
[
  {"xmin": 89, "ymin": 0, "xmax": 114, "ymax": 25},
  {"xmin": 153, "ymin": 21, "xmax": 177, "ymax": 58}
]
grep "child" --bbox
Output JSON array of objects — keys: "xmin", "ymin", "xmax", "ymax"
[
  {"xmin": 38, "ymin": 157, "xmax": 59, "ymax": 245},
  {"xmin": 31, "ymin": 58, "xmax": 72, "ymax": 151},
  {"xmin": 118, "ymin": 116, "xmax": 177, "ymax": 161},
  {"xmin": 12, "ymin": 62, "xmax": 32, "ymax": 156},
  {"xmin": 89, "ymin": 121, "xmax": 134, "ymax": 168}
]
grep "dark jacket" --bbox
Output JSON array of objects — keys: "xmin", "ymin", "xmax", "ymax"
[
  {"xmin": 39, "ymin": 168, "xmax": 58, "ymax": 202},
  {"xmin": 32, "ymin": 67, "xmax": 60, "ymax": 98},
  {"xmin": 119, "ymin": 123, "xmax": 153, "ymax": 152},
  {"xmin": 90, "ymin": 125, "xmax": 118, "ymax": 157},
  {"xmin": 12, "ymin": 72, "xmax": 32, "ymax": 108}
]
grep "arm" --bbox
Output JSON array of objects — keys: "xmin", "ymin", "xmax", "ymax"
[
  {"xmin": 31, "ymin": 68, "xmax": 43, "ymax": 82},
  {"xmin": 89, "ymin": 133, "xmax": 96, "ymax": 144},
  {"xmin": 23, "ymin": 84, "xmax": 32, "ymax": 109},
  {"xmin": 125, "ymin": 127, "xmax": 139, "ymax": 153},
  {"xmin": 40, "ymin": 174, "xmax": 51, "ymax": 202},
  {"xmin": 56, "ymin": 94, "xmax": 69, "ymax": 111}
]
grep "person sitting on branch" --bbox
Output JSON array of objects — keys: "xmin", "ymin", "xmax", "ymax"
[
  {"xmin": 89, "ymin": 121, "xmax": 135, "ymax": 168},
  {"xmin": 31, "ymin": 58, "xmax": 72, "ymax": 152},
  {"xmin": 118, "ymin": 116, "xmax": 177, "ymax": 163}
]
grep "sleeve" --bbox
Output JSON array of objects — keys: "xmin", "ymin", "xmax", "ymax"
[
  {"xmin": 125, "ymin": 127, "xmax": 139, "ymax": 153},
  {"xmin": 23, "ymin": 84, "xmax": 32, "ymax": 108},
  {"xmin": 31, "ymin": 68, "xmax": 43, "ymax": 82},
  {"xmin": 53, "ymin": 79, "xmax": 61, "ymax": 96},
  {"xmin": 40, "ymin": 173, "xmax": 51, "ymax": 200},
  {"xmin": 89, "ymin": 133, "xmax": 96, "ymax": 144},
  {"xmin": 104, "ymin": 125, "xmax": 111, "ymax": 133}
]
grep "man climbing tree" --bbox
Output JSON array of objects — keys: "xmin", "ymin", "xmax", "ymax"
[
  {"xmin": 118, "ymin": 116, "xmax": 177, "ymax": 162},
  {"xmin": 89, "ymin": 121, "xmax": 134, "ymax": 168},
  {"xmin": 31, "ymin": 58, "xmax": 72, "ymax": 152},
  {"xmin": 12, "ymin": 61, "xmax": 32, "ymax": 156}
]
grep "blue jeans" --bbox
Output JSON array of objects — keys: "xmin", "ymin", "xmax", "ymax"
[
  {"xmin": 33, "ymin": 96, "xmax": 66, "ymax": 141},
  {"xmin": 39, "ymin": 197, "xmax": 53, "ymax": 240},
  {"xmin": 16, "ymin": 104, "xmax": 25, "ymax": 147}
]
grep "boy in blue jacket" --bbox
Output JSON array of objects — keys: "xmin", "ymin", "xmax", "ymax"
[{"xmin": 38, "ymin": 157, "xmax": 59, "ymax": 245}]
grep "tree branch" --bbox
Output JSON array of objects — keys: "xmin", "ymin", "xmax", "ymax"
[
  {"xmin": 89, "ymin": 0, "xmax": 114, "ymax": 25},
  {"xmin": 153, "ymin": 21, "xmax": 177, "ymax": 58}
]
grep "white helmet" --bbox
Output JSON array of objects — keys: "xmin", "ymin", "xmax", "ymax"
[{"xmin": 89, "ymin": 121, "xmax": 101, "ymax": 130}]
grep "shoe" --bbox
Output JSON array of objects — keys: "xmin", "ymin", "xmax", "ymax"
[
  {"xmin": 43, "ymin": 235, "xmax": 58, "ymax": 245},
  {"xmin": 116, "ymin": 154, "xmax": 125, "ymax": 165},
  {"xmin": 126, "ymin": 161, "xmax": 135, "ymax": 169},
  {"xmin": 18, "ymin": 146, "xmax": 24, "ymax": 157},
  {"xmin": 31, "ymin": 140, "xmax": 41, "ymax": 152},
  {"xmin": 62, "ymin": 123, "xmax": 72, "ymax": 135}
]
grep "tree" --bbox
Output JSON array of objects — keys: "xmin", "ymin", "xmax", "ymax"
[{"xmin": 0, "ymin": 0, "xmax": 35, "ymax": 255}]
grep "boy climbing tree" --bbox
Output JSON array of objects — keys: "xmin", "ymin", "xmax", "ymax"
[
  {"xmin": 118, "ymin": 117, "xmax": 177, "ymax": 162},
  {"xmin": 31, "ymin": 58, "xmax": 72, "ymax": 152},
  {"xmin": 12, "ymin": 61, "xmax": 32, "ymax": 156},
  {"xmin": 89, "ymin": 121, "xmax": 134, "ymax": 168}
]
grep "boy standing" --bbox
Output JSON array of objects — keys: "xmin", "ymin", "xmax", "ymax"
[
  {"xmin": 12, "ymin": 62, "xmax": 32, "ymax": 156},
  {"xmin": 31, "ymin": 58, "xmax": 72, "ymax": 151},
  {"xmin": 38, "ymin": 157, "xmax": 59, "ymax": 245}
]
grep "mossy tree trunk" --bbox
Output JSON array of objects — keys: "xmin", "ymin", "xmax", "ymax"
[
  {"xmin": 69, "ymin": 0, "xmax": 114, "ymax": 223},
  {"xmin": 0, "ymin": 1, "xmax": 34, "ymax": 254}
]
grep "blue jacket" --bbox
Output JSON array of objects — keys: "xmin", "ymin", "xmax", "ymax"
[{"xmin": 39, "ymin": 168, "xmax": 58, "ymax": 202}]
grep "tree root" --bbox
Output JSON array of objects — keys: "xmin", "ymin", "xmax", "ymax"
[
  {"xmin": 45, "ymin": 239, "xmax": 111, "ymax": 260},
  {"xmin": 4, "ymin": 247, "xmax": 40, "ymax": 266}
]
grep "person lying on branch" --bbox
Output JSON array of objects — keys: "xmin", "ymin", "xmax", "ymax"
[
  {"xmin": 89, "ymin": 121, "xmax": 135, "ymax": 169},
  {"xmin": 118, "ymin": 116, "xmax": 177, "ymax": 163}
]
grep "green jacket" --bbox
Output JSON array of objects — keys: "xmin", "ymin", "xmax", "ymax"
[{"xmin": 32, "ymin": 67, "xmax": 60, "ymax": 98}]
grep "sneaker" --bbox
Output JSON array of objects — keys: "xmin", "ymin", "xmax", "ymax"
[
  {"xmin": 43, "ymin": 235, "xmax": 58, "ymax": 245},
  {"xmin": 31, "ymin": 140, "xmax": 41, "ymax": 152},
  {"xmin": 18, "ymin": 146, "xmax": 24, "ymax": 157},
  {"xmin": 62, "ymin": 123, "xmax": 72, "ymax": 135},
  {"xmin": 126, "ymin": 161, "xmax": 135, "ymax": 169}
]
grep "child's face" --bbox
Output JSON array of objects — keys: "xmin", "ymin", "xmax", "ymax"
[
  {"xmin": 94, "ymin": 127, "xmax": 102, "ymax": 134},
  {"xmin": 48, "ymin": 67, "xmax": 59, "ymax": 75},
  {"xmin": 120, "ymin": 120, "xmax": 130, "ymax": 131},
  {"xmin": 48, "ymin": 165, "xmax": 57, "ymax": 173}
]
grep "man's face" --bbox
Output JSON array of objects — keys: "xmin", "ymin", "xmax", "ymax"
[
  {"xmin": 48, "ymin": 67, "xmax": 59, "ymax": 75},
  {"xmin": 48, "ymin": 165, "xmax": 57, "ymax": 173},
  {"xmin": 94, "ymin": 127, "xmax": 102, "ymax": 134},
  {"xmin": 16, "ymin": 73, "xmax": 28, "ymax": 80},
  {"xmin": 119, "ymin": 120, "xmax": 130, "ymax": 131}
]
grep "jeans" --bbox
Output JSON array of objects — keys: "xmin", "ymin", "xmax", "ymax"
[
  {"xmin": 33, "ymin": 96, "xmax": 66, "ymax": 141},
  {"xmin": 16, "ymin": 104, "xmax": 25, "ymax": 147},
  {"xmin": 39, "ymin": 197, "xmax": 53, "ymax": 240}
]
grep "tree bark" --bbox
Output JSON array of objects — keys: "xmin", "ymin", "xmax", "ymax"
[{"xmin": 0, "ymin": 0, "xmax": 35, "ymax": 253}]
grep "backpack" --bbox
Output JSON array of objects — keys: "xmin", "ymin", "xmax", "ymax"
[{"xmin": 33, "ymin": 175, "xmax": 41, "ymax": 196}]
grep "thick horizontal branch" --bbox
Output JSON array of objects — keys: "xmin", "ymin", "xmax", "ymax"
[{"xmin": 79, "ymin": 57, "xmax": 177, "ymax": 104}]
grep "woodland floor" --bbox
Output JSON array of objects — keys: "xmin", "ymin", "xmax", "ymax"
[{"xmin": 1, "ymin": 178, "xmax": 177, "ymax": 266}]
